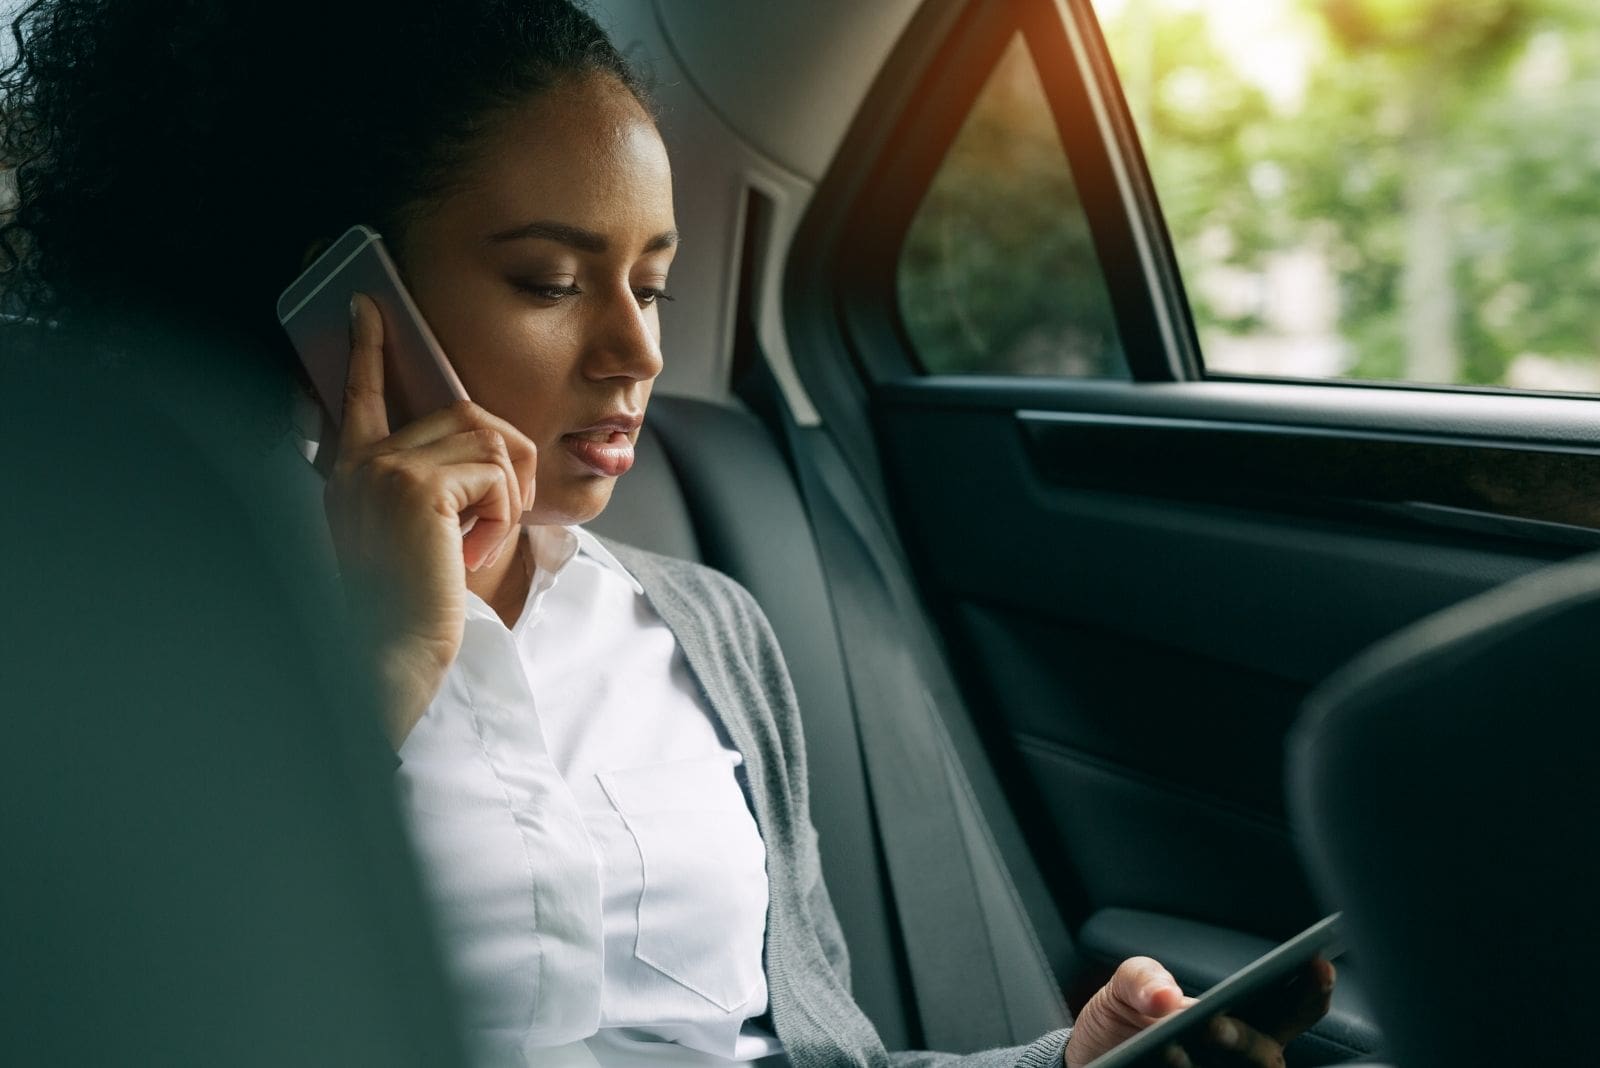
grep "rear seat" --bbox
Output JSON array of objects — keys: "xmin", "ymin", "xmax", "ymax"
[{"xmin": 588, "ymin": 392, "xmax": 1077, "ymax": 1052}]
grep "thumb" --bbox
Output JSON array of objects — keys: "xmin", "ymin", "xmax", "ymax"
[
  {"xmin": 1108, "ymin": 956, "xmax": 1188, "ymax": 1019},
  {"xmin": 1066, "ymin": 958, "xmax": 1191, "ymax": 1068}
]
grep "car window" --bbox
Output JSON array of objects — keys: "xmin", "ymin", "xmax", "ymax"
[
  {"xmin": 897, "ymin": 35, "xmax": 1126, "ymax": 379},
  {"xmin": 1091, "ymin": 0, "xmax": 1600, "ymax": 393}
]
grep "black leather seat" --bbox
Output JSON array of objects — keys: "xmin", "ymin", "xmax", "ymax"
[
  {"xmin": 1290, "ymin": 551, "xmax": 1600, "ymax": 1067},
  {"xmin": 1, "ymin": 325, "xmax": 469, "ymax": 1066}
]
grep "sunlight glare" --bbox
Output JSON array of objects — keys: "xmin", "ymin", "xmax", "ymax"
[{"xmin": 1091, "ymin": 0, "xmax": 1320, "ymax": 111}]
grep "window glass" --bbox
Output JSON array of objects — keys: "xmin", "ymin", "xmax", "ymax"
[
  {"xmin": 898, "ymin": 36, "xmax": 1125, "ymax": 377},
  {"xmin": 1092, "ymin": 0, "xmax": 1600, "ymax": 392}
]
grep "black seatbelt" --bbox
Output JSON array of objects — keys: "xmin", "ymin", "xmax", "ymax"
[{"xmin": 776, "ymin": 406, "xmax": 1071, "ymax": 1052}]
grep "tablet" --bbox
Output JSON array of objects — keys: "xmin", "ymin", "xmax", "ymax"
[{"xmin": 1083, "ymin": 913, "xmax": 1343, "ymax": 1068}]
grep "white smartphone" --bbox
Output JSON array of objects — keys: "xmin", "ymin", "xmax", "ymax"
[{"xmin": 277, "ymin": 224, "xmax": 468, "ymax": 435}]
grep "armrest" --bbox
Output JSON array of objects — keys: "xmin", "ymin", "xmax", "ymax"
[{"xmin": 1079, "ymin": 908, "xmax": 1382, "ymax": 1065}]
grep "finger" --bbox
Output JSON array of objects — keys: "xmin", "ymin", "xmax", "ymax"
[
  {"xmin": 396, "ymin": 429, "xmax": 527, "ymax": 516},
  {"xmin": 340, "ymin": 292, "xmax": 390, "ymax": 452},
  {"xmin": 366, "ymin": 400, "xmax": 538, "ymax": 507},
  {"xmin": 1162, "ymin": 1043, "xmax": 1195, "ymax": 1068},
  {"xmin": 1269, "ymin": 959, "xmax": 1335, "ymax": 1045},
  {"xmin": 1246, "ymin": 958, "xmax": 1335, "ymax": 1046},
  {"xmin": 365, "ymin": 454, "xmax": 515, "ymax": 571},
  {"xmin": 437, "ymin": 461, "xmax": 517, "ymax": 570},
  {"xmin": 1207, "ymin": 1015, "xmax": 1284, "ymax": 1068},
  {"xmin": 1108, "ymin": 957, "xmax": 1186, "ymax": 1019},
  {"xmin": 399, "ymin": 430, "xmax": 526, "ymax": 561}
]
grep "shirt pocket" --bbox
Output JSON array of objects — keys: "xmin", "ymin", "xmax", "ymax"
[{"xmin": 597, "ymin": 755, "xmax": 769, "ymax": 1013}]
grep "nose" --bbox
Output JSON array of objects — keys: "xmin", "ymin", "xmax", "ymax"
[{"xmin": 582, "ymin": 286, "xmax": 665, "ymax": 384}]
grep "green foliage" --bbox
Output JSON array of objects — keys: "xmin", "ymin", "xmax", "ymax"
[
  {"xmin": 1118, "ymin": 0, "xmax": 1600, "ymax": 387},
  {"xmin": 1101, "ymin": 9, "xmax": 1281, "ymax": 336},
  {"xmin": 898, "ymin": 2, "xmax": 1600, "ymax": 390}
]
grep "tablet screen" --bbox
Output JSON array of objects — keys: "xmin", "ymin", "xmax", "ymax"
[{"xmin": 1082, "ymin": 913, "xmax": 1343, "ymax": 1068}]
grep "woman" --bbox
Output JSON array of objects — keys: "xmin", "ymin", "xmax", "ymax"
[{"xmin": 0, "ymin": 1, "xmax": 1330, "ymax": 1065}]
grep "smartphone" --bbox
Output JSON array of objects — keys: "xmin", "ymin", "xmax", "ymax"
[
  {"xmin": 1083, "ymin": 913, "xmax": 1343, "ymax": 1068},
  {"xmin": 277, "ymin": 224, "xmax": 468, "ymax": 435}
]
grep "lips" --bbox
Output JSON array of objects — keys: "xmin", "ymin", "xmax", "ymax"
[{"xmin": 561, "ymin": 412, "xmax": 642, "ymax": 477}]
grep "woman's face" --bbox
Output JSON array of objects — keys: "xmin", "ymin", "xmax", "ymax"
[{"xmin": 399, "ymin": 73, "xmax": 676, "ymax": 527}]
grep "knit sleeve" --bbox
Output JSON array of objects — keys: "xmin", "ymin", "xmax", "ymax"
[{"xmin": 884, "ymin": 1029, "xmax": 1071, "ymax": 1068}]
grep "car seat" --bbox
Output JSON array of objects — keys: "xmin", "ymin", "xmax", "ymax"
[
  {"xmin": 1290, "ymin": 551, "xmax": 1600, "ymax": 1067},
  {"xmin": 0, "ymin": 324, "xmax": 470, "ymax": 1066}
]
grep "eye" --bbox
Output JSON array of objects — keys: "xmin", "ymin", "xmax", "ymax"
[
  {"xmin": 634, "ymin": 287, "xmax": 675, "ymax": 307},
  {"xmin": 513, "ymin": 280, "xmax": 582, "ymax": 302}
]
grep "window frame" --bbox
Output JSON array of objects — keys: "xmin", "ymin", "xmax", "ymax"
[
  {"xmin": 790, "ymin": 0, "xmax": 1600, "ymax": 406},
  {"xmin": 788, "ymin": 0, "xmax": 1200, "ymax": 392}
]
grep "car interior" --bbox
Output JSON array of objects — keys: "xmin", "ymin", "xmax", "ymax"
[{"xmin": 5, "ymin": 0, "xmax": 1595, "ymax": 1065}]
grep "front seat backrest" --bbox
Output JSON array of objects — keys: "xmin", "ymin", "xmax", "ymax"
[
  {"xmin": 1289, "ymin": 551, "xmax": 1600, "ymax": 1068},
  {"xmin": 1, "ymin": 325, "xmax": 468, "ymax": 1067}
]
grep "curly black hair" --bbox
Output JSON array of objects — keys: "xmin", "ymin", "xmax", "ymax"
[{"xmin": 0, "ymin": 0, "xmax": 648, "ymax": 340}]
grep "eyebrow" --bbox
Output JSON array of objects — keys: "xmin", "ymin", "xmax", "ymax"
[{"xmin": 485, "ymin": 220, "xmax": 679, "ymax": 254}]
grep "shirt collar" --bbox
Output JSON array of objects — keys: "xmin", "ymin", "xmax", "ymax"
[
  {"xmin": 523, "ymin": 522, "xmax": 643, "ymax": 596},
  {"xmin": 567, "ymin": 525, "xmax": 644, "ymax": 595},
  {"xmin": 462, "ymin": 524, "xmax": 645, "ymax": 625}
]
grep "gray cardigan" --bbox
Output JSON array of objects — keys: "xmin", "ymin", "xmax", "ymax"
[{"xmin": 605, "ymin": 540, "xmax": 1071, "ymax": 1068}]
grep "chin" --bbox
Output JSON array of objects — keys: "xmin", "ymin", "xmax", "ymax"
[{"xmin": 536, "ymin": 479, "xmax": 618, "ymax": 527}]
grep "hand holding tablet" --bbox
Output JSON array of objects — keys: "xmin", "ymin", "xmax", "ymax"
[{"xmin": 1067, "ymin": 914, "xmax": 1341, "ymax": 1068}]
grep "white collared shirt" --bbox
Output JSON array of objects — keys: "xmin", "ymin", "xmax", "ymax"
[{"xmin": 395, "ymin": 525, "xmax": 785, "ymax": 1068}]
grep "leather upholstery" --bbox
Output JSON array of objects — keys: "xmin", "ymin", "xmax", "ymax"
[{"xmin": 1291, "ymin": 551, "xmax": 1600, "ymax": 1068}]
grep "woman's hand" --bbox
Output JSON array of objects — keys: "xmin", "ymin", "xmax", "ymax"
[
  {"xmin": 324, "ymin": 293, "xmax": 537, "ymax": 746},
  {"xmin": 1064, "ymin": 955, "xmax": 1334, "ymax": 1068}
]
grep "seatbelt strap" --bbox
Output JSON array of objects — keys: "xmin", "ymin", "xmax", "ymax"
[{"xmin": 777, "ymin": 410, "xmax": 1069, "ymax": 1051}]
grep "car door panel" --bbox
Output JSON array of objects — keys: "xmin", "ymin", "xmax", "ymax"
[{"xmin": 873, "ymin": 376, "xmax": 1596, "ymax": 941}]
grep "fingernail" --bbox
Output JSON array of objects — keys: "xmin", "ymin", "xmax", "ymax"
[
  {"xmin": 349, "ymin": 293, "xmax": 361, "ymax": 325},
  {"xmin": 1213, "ymin": 1019, "xmax": 1238, "ymax": 1049}
]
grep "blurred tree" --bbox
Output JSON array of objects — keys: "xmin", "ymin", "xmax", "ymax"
[
  {"xmin": 1111, "ymin": 0, "xmax": 1600, "ymax": 387},
  {"xmin": 1100, "ymin": 6, "xmax": 1280, "ymax": 337},
  {"xmin": 900, "ymin": 2, "xmax": 1600, "ymax": 390},
  {"xmin": 1294, "ymin": 0, "xmax": 1538, "ymax": 383}
]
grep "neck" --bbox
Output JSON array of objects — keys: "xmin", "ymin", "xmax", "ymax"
[{"xmin": 466, "ymin": 527, "xmax": 535, "ymax": 629}]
